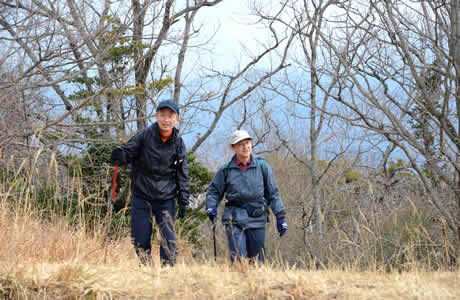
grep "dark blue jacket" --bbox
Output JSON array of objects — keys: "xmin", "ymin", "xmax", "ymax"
[
  {"xmin": 115, "ymin": 123, "xmax": 189, "ymax": 206},
  {"xmin": 206, "ymin": 154, "xmax": 286, "ymax": 229}
]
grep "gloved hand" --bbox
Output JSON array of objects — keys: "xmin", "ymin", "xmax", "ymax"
[
  {"xmin": 178, "ymin": 205, "xmax": 187, "ymax": 219},
  {"xmin": 206, "ymin": 206, "xmax": 217, "ymax": 222},
  {"xmin": 276, "ymin": 217, "xmax": 288, "ymax": 237},
  {"xmin": 110, "ymin": 147, "xmax": 124, "ymax": 165}
]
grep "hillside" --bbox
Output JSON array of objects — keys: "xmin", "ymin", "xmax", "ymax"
[
  {"xmin": 1, "ymin": 212, "xmax": 458, "ymax": 299},
  {"xmin": 1, "ymin": 261, "xmax": 458, "ymax": 299}
]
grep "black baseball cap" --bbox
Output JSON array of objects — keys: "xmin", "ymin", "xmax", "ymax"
[{"xmin": 156, "ymin": 100, "xmax": 179, "ymax": 115}]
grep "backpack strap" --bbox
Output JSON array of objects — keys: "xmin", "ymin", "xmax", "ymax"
[
  {"xmin": 173, "ymin": 136, "xmax": 184, "ymax": 168},
  {"xmin": 256, "ymin": 157, "xmax": 272, "ymax": 222},
  {"xmin": 255, "ymin": 157, "xmax": 270, "ymax": 206},
  {"xmin": 222, "ymin": 160, "xmax": 232, "ymax": 181},
  {"xmin": 256, "ymin": 157, "xmax": 267, "ymax": 180}
]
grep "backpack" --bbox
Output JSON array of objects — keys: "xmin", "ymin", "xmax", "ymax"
[
  {"xmin": 223, "ymin": 157, "xmax": 268, "ymax": 185},
  {"xmin": 222, "ymin": 157, "xmax": 271, "ymax": 219}
]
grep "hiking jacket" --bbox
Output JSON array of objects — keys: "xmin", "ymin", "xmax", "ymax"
[
  {"xmin": 206, "ymin": 154, "xmax": 286, "ymax": 229},
  {"xmin": 116, "ymin": 122, "xmax": 190, "ymax": 206}
]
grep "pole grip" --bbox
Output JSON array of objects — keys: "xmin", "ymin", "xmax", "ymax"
[
  {"xmin": 111, "ymin": 165, "xmax": 118, "ymax": 203},
  {"xmin": 212, "ymin": 220, "xmax": 217, "ymax": 261}
]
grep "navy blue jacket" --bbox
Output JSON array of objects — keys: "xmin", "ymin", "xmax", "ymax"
[
  {"xmin": 206, "ymin": 154, "xmax": 286, "ymax": 229},
  {"xmin": 115, "ymin": 123, "xmax": 189, "ymax": 206}
]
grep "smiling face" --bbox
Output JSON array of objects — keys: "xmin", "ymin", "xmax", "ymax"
[
  {"xmin": 230, "ymin": 138, "xmax": 252, "ymax": 163},
  {"xmin": 155, "ymin": 107, "xmax": 179, "ymax": 134}
]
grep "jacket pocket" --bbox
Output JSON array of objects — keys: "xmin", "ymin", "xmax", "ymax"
[{"xmin": 222, "ymin": 207, "xmax": 248, "ymax": 228}]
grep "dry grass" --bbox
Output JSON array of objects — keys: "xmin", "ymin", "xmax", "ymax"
[
  {"xmin": 1, "ymin": 209, "xmax": 459, "ymax": 299},
  {"xmin": 0, "ymin": 154, "xmax": 459, "ymax": 299},
  {"xmin": 1, "ymin": 258, "xmax": 459, "ymax": 299}
]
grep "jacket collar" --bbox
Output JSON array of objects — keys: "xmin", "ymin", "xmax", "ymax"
[
  {"xmin": 150, "ymin": 122, "xmax": 178, "ymax": 143},
  {"xmin": 230, "ymin": 153, "xmax": 256, "ymax": 168}
]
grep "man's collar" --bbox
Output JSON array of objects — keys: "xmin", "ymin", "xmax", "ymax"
[
  {"xmin": 152, "ymin": 122, "xmax": 176, "ymax": 138},
  {"xmin": 235, "ymin": 156, "xmax": 251, "ymax": 166}
]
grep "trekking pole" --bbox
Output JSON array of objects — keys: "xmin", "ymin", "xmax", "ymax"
[
  {"xmin": 211, "ymin": 219, "xmax": 217, "ymax": 261},
  {"xmin": 104, "ymin": 164, "xmax": 118, "ymax": 263}
]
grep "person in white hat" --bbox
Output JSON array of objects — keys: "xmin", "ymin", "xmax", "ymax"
[{"xmin": 205, "ymin": 129, "xmax": 288, "ymax": 264}]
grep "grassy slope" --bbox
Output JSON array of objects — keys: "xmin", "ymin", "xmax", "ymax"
[
  {"xmin": 1, "ymin": 210, "xmax": 459, "ymax": 299},
  {"xmin": 2, "ymin": 262, "xmax": 458, "ymax": 299}
]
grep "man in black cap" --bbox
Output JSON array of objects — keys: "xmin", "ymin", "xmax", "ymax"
[{"xmin": 110, "ymin": 100, "xmax": 190, "ymax": 266}]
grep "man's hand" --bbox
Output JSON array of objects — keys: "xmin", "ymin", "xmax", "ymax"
[
  {"xmin": 178, "ymin": 205, "xmax": 187, "ymax": 219},
  {"xmin": 110, "ymin": 147, "xmax": 124, "ymax": 165},
  {"xmin": 276, "ymin": 217, "xmax": 288, "ymax": 237},
  {"xmin": 206, "ymin": 206, "xmax": 217, "ymax": 222}
]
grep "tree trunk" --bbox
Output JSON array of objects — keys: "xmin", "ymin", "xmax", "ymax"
[
  {"xmin": 456, "ymin": 163, "xmax": 460, "ymax": 269},
  {"xmin": 455, "ymin": 81, "xmax": 460, "ymax": 268},
  {"xmin": 310, "ymin": 71, "xmax": 323, "ymax": 237},
  {"xmin": 452, "ymin": 0, "xmax": 460, "ymax": 269},
  {"xmin": 132, "ymin": 0, "xmax": 147, "ymax": 130}
]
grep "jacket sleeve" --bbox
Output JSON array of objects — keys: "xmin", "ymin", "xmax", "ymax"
[
  {"xmin": 205, "ymin": 166, "xmax": 226, "ymax": 209},
  {"xmin": 264, "ymin": 163, "xmax": 286, "ymax": 218},
  {"xmin": 176, "ymin": 138, "xmax": 190, "ymax": 207},
  {"xmin": 117, "ymin": 129, "xmax": 144, "ymax": 165}
]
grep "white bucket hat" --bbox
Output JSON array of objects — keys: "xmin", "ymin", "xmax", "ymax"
[{"xmin": 230, "ymin": 130, "xmax": 252, "ymax": 145}]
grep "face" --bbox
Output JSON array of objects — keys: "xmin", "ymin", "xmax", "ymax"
[
  {"xmin": 155, "ymin": 108, "xmax": 179, "ymax": 133},
  {"xmin": 230, "ymin": 139, "xmax": 252, "ymax": 161}
]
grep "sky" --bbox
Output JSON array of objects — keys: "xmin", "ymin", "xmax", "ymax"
[
  {"xmin": 193, "ymin": 0, "xmax": 266, "ymax": 68},
  {"xmin": 176, "ymin": 1, "xmax": 278, "ymax": 165}
]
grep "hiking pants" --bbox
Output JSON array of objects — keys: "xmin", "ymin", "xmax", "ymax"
[
  {"xmin": 225, "ymin": 224, "xmax": 265, "ymax": 263},
  {"xmin": 131, "ymin": 194, "xmax": 176, "ymax": 266}
]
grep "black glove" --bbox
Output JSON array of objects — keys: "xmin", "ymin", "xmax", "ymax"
[
  {"xmin": 178, "ymin": 205, "xmax": 187, "ymax": 219},
  {"xmin": 110, "ymin": 147, "xmax": 124, "ymax": 165}
]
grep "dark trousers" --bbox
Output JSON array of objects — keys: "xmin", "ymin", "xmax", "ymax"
[
  {"xmin": 131, "ymin": 194, "xmax": 176, "ymax": 266},
  {"xmin": 225, "ymin": 224, "xmax": 265, "ymax": 264}
]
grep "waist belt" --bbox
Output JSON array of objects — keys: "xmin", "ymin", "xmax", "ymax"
[{"xmin": 225, "ymin": 201, "xmax": 266, "ymax": 218}]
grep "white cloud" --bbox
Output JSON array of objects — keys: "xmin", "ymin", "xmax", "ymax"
[{"xmin": 194, "ymin": 0, "xmax": 264, "ymax": 67}]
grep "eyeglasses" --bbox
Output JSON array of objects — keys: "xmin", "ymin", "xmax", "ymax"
[{"xmin": 233, "ymin": 141, "xmax": 252, "ymax": 148}]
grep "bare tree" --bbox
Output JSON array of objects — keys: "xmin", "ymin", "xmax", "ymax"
[
  {"xmin": 130, "ymin": 0, "xmax": 224, "ymax": 129},
  {"xmin": 1, "ymin": 0, "xmax": 138, "ymax": 155},
  {"xmin": 254, "ymin": 0, "xmax": 356, "ymax": 243},
  {"xmin": 1, "ymin": 0, "xmax": 297, "ymax": 159},
  {"xmin": 315, "ymin": 0, "xmax": 459, "ymax": 265}
]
